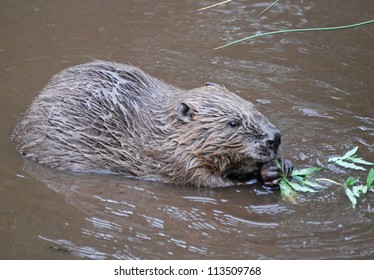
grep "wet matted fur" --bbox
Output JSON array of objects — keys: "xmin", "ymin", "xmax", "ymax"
[{"xmin": 12, "ymin": 60, "xmax": 284, "ymax": 187}]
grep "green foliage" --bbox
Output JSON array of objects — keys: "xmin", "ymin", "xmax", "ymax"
[
  {"xmin": 328, "ymin": 146, "xmax": 373, "ymax": 170},
  {"xmin": 279, "ymin": 178, "xmax": 298, "ymax": 204},
  {"xmin": 318, "ymin": 146, "xmax": 374, "ymax": 208},
  {"xmin": 277, "ymin": 146, "xmax": 373, "ymax": 209},
  {"xmin": 367, "ymin": 168, "xmax": 374, "ymax": 187},
  {"xmin": 347, "ymin": 169, "xmax": 374, "ymax": 208},
  {"xmin": 277, "ymin": 161, "xmax": 323, "ymax": 203}
]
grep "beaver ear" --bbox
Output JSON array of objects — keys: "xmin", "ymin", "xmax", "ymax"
[{"xmin": 176, "ymin": 102, "xmax": 194, "ymax": 123}]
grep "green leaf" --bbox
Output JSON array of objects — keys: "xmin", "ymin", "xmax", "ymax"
[
  {"xmin": 275, "ymin": 160, "xmax": 283, "ymax": 174},
  {"xmin": 340, "ymin": 146, "xmax": 359, "ymax": 160},
  {"xmin": 279, "ymin": 179, "xmax": 298, "ymax": 204},
  {"xmin": 291, "ymin": 167, "xmax": 323, "ymax": 177},
  {"xmin": 345, "ymin": 177, "xmax": 360, "ymax": 187},
  {"xmin": 345, "ymin": 188, "xmax": 357, "ymax": 208},
  {"xmin": 292, "ymin": 175, "xmax": 304, "ymax": 182},
  {"xmin": 367, "ymin": 169, "xmax": 374, "ymax": 187},
  {"xmin": 328, "ymin": 156, "xmax": 340, "ymax": 163},
  {"xmin": 329, "ymin": 147, "xmax": 358, "ymax": 162},
  {"xmin": 334, "ymin": 159, "xmax": 366, "ymax": 170},
  {"xmin": 352, "ymin": 185, "xmax": 367, "ymax": 197},
  {"xmin": 302, "ymin": 179, "xmax": 325, "ymax": 189},
  {"xmin": 292, "ymin": 176, "xmax": 324, "ymax": 189},
  {"xmin": 349, "ymin": 156, "xmax": 374, "ymax": 166},
  {"xmin": 351, "ymin": 186, "xmax": 360, "ymax": 197},
  {"xmin": 362, "ymin": 185, "xmax": 368, "ymax": 194},
  {"xmin": 287, "ymin": 180, "xmax": 317, "ymax": 193}
]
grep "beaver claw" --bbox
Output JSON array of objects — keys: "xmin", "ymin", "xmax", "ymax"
[{"xmin": 260, "ymin": 158, "xmax": 293, "ymax": 187}]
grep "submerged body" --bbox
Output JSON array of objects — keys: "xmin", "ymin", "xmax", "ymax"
[{"xmin": 12, "ymin": 60, "xmax": 291, "ymax": 187}]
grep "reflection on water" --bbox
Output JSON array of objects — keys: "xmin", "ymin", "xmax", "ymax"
[
  {"xmin": 1, "ymin": 0, "xmax": 373, "ymax": 259},
  {"xmin": 13, "ymin": 158, "xmax": 373, "ymax": 259}
]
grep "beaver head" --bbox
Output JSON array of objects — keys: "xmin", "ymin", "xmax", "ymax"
[{"xmin": 162, "ymin": 83, "xmax": 281, "ymax": 187}]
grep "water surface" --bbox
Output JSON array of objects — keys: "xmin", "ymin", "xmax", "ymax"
[{"xmin": 1, "ymin": 0, "xmax": 373, "ymax": 259}]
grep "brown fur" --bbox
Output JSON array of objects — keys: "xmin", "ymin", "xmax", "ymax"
[{"xmin": 12, "ymin": 60, "xmax": 282, "ymax": 187}]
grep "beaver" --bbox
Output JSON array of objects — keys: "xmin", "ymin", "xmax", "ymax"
[{"xmin": 12, "ymin": 60, "xmax": 292, "ymax": 188}]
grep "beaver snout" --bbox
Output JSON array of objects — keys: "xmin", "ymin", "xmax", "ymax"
[{"xmin": 265, "ymin": 131, "xmax": 281, "ymax": 150}]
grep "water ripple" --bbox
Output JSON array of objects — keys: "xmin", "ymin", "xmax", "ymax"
[
  {"xmin": 38, "ymin": 235, "xmax": 109, "ymax": 260},
  {"xmin": 223, "ymin": 214, "xmax": 279, "ymax": 228},
  {"xmin": 182, "ymin": 196, "xmax": 218, "ymax": 204}
]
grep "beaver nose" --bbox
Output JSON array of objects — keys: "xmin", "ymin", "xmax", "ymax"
[{"xmin": 266, "ymin": 131, "xmax": 281, "ymax": 150}]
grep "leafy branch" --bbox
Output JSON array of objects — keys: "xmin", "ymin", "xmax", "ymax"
[
  {"xmin": 277, "ymin": 162, "xmax": 323, "ymax": 203},
  {"xmin": 318, "ymin": 169, "xmax": 374, "ymax": 209},
  {"xmin": 278, "ymin": 146, "xmax": 373, "ymax": 208},
  {"xmin": 318, "ymin": 147, "xmax": 374, "ymax": 208},
  {"xmin": 328, "ymin": 146, "xmax": 373, "ymax": 170}
]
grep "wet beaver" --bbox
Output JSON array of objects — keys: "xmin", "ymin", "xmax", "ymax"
[{"xmin": 12, "ymin": 60, "xmax": 292, "ymax": 187}]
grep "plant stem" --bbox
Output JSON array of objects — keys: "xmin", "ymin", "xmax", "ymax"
[
  {"xmin": 316, "ymin": 178, "xmax": 343, "ymax": 187},
  {"xmin": 189, "ymin": 0, "xmax": 232, "ymax": 13},
  {"xmin": 214, "ymin": 19, "xmax": 374, "ymax": 50},
  {"xmin": 258, "ymin": 0, "xmax": 280, "ymax": 16}
]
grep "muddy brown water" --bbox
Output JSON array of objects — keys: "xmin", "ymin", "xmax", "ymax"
[{"xmin": 1, "ymin": 0, "xmax": 373, "ymax": 259}]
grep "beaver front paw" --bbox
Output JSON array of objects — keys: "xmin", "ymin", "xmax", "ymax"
[{"xmin": 260, "ymin": 158, "xmax": 293, "ymax": 187}]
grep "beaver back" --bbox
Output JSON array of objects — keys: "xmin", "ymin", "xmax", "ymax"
[{"xmin": 12, "ymin": 60, "xmax": 281, "ymax": 187}]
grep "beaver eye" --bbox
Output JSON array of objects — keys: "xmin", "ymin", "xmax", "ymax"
[{"xmin": 228, "ymin": 120, "xmax": 240, "ymax": 128}]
